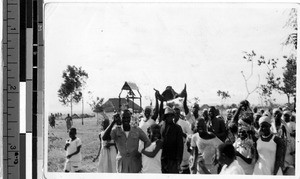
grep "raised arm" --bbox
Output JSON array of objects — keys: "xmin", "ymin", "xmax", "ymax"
[
  {"xmin": 183, "ymin": 89, "xmax": 189, "ymax": 115},
  {"xmin": 102, "ymin": 114, "xmax": 119, "ymax": 141},
  {"xmin": 151, "ymin": 91, "xmax": 159, "ymax": 120}
]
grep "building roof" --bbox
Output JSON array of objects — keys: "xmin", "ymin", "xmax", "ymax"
[
  {"xmin": 121, "ymin": 81, "xmax": 139, "ymax": 91},
  {"xmin": 102, "ymin": 98, "xmax": 143, "ymax": 112}
]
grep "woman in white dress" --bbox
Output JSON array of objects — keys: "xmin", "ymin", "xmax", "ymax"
[
  {"xmin": 191, "ymin": 118, "xmax": 223, "ymax": 174},
  {"xmin": 253, "ymin": 116, "xmax": 285, "ymax": 175},
  {"xmin": 93, "ymin": 119, "xmax": 117, "ymax": 173}
]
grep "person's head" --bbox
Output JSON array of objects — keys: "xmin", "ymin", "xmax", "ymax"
[
  {"xmin": 144, "ymin": 107, "xmax": 152, "ymax": 119},
  {"xmin": 231, "ymin": 108, "xmax": 238, "ymax": 116},
  {"xmin": 67, "ymin": 114, "xmax": 70, "ymax": 117},
  {"xmin": 226, "ymin": 109, "xmax": 232, "ymax": 121},
  {"xmin": 149, "ymin": 124, "xmax": 161, "ymax": 142},
  {"xmin": 259, "ymin": 116, "xmax": 272, "ymax": 136},
  {"xmin": 291, "ymin": 114, "xmax": 296, "ymax": 122},
  {"xmin": 240, "ymin": 100, "xmax": 250, "ymax": 111},
  {"xmin": 122, "ymin": 109, "xmax": 132, "ymax": 129},
  {"xmin": 69, "ymin": 127, "xmax": 77, "ymax": 139},
  {"xmin": 273, "ymin": 108, "xmax": 282, "ymax": 127},
  {"xmin": 101, "ymin": 119, "xmax": 110, "ymax": 131},
  {"xmin": 253, "ymin": 112, "xmax": 262, "ymax": 129},
  {"xmin": 215, "ymin": 108, "xmax": 220, "ymax": 116},
  {"xmin": 237, "ymin": 126, "xmax": 249, "ymax": 140},
  {"xmin": 217, "ymin": 143, "xmax": 236, "ymax": 166},
  {"xmin": 196, "ymin": 118, "xmax": 207, "ymax": 133},
  {"xmin": 253, "ymin": 106, "xmax": 258, "ymax": 113},
  {"xmin": 202, "ymin": 109, "xmax": 209, "ymax": 119},
  {"xmin": 193, "ymin": 103, "xmax": 200, "ymax": 115},
  {"xmin": 164, "ymin": 107, "xmax": 175, "ymax": 124},
  {"xmin": 208, "ymin": 106, "xmax": 217, "ymax": 119},
  {"xmin": 283, "ymin": 111, "xmax": 291, "ymax": 123}
]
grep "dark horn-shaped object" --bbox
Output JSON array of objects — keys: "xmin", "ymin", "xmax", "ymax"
[{"xmin": 176, "ymin": 84, "xmax": 186, "ymax": 98}]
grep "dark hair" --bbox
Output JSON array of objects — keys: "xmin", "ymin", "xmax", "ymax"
[
  {"xmin": 70, "ymin": 127, "xmax": 77, "ymax": 134},
  {"xmin": 150, "ymin": 124, "xmax": 161, "ymax": 132},
  {"xmin": 218, "ymin": 143, "xmax": 236, "ymax": 159}
]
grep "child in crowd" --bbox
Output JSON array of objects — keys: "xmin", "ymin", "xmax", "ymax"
[
  {"xmin": 141, "ymin": 124, "xmax": 163, "ymax": 173},
  {"xmin": 64, "ymin": 127, "xmax": 82, "ymax": 172}
]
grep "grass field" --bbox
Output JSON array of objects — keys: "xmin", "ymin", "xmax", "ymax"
[{"xmin": 48, "ymin": 113, "xmax": 114, "ymax": 172}]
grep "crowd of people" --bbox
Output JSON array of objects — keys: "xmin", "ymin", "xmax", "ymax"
[{"xmin": 61, "ymin": 86, "xmax": 296, "ymax": 175}]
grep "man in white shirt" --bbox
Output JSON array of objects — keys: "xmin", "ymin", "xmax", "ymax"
[{"xmin": 64, "ymin": 128, "xmax": 82, "ymax": 172}]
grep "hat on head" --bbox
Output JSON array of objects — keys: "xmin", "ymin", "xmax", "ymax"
[
  {"xmin": 259, "ymin": 116, "xmax": 272, "ymax": 126},
  {"xmin": 164, "ymin": 106, "xmax": 175, "ymax": 115}
]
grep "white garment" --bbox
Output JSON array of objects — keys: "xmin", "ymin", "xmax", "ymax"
[
  {"xmin": 176, "ymin": 118, "xmax": 193, "ymax": 135},
  {"xmin": 139, "ymin": 118, "xmax": 156, "ymax": 136},
  {"xmin": 185, "ymin": 111, "xmax": 197, "ymax": 128},
  {"xmin": 98, "ymin": 131, "xmax": 117, "ymax": 173},
  {"xmin": 233, "ymin": 138, "xmax": 254, "ymax": 175},
  {"xmin": 66, "ymin": 137, "xmax": 82, "ymax": 162},
  {"xmin": 176, "ymin": 118, "xmax": 192, "ymax": 167},
  {"xmin": 141, "ymin": 141, "xmax": 162, "ymax": 173},
  {"xmin": 220, "ymin": 160, "xmax": 245, "ymax": 175},
  {"xmin": 287, "ymin": 121, "xmax": 296, "ymax": 133},
  {"xmin": 253, "ymin": 135, "xmax": 282, "ymax": 175},
  {"xmin": 191, "ymin": 133, "xmax": 222, "ymax": 165}
]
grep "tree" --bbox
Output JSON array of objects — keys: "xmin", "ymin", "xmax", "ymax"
[
  {"xmin": 58, "ymin": 65, "xmax": 88, "ymax": 116},
  {"xmin": 283, "ymin": 8, "xmax": 297, "ymax": 49},
  {"xmin": 88, "ymin": 91, "xmax": 105, "ymax": 125},
  {"xmin": 279, "ymin": 55, "xmax": 296, "ymax": 104},
  {"xmin": 217, "ymin": 90, "xmax": 231, "ymax": 104},
  {"xmin": 241, "ymin": 51, "xmax": 261, "ymax": 99}
]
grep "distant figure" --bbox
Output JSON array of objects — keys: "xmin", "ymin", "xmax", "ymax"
[
  {"xmin": 64, "ymin": 128, "xmax": 82, "ymax": 172},
  {"xmin": 65, "ymin": 114, "xmax": 73, "ymax": 133},
  {"xmin": 49, "ymin": 113, "xmax": 56, "ymax": 128}
]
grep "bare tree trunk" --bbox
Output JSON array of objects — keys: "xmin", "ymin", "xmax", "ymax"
[
  {"xmin": 82, "ymin": 97, "xmax": 84, "ymax": 125},
  {"xmin": 71, "ymin": 94, "xmax": 73, "ymax": 117}
]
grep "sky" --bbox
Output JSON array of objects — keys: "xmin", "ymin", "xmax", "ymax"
[{"xmin": 44, "ymin": 2, "xmax": 297, "ymax": 114}]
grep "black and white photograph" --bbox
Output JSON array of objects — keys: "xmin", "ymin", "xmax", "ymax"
[{"xmin": 44, "ymin": 2, "xmax": 298, "ymax": 177}]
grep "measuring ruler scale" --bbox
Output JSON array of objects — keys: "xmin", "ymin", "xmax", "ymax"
[{"xmin": 3, "ymin": 0, "xmax": 21, "ymax": 179}]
